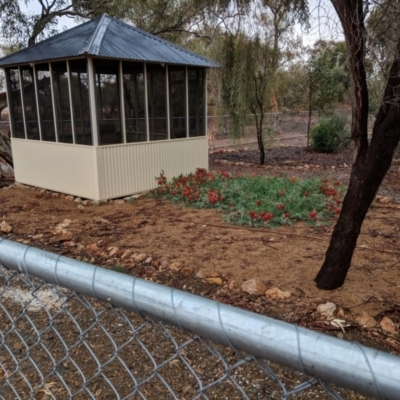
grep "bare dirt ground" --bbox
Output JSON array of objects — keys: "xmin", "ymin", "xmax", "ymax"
[{"xmin": 0, "ymin": 138, "xmax": 400, "ymax": 362}]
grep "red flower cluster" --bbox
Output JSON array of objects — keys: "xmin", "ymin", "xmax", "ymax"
[
  {"xmin": 249, "ymin": 210, "xmax": 274, "ymax": 222},
  {"xmin": 208, "ymin": 188, "xmax": 221, "ymax": 204},
  {"xmin": 157, "ymin": 174, "xmax": 167, "ymax": 186},
  {"xmin": 321, "ymin": 179, "xmax": 342, "ymax": 214}
]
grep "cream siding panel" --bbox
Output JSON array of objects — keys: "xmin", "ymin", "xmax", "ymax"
[
  {"xmin": 96, "ymin": 137, "xmax": 208, "ymax": 200},
  {"xmin": 12, "ymin": 139, "xmax": 98, "ymax": 199}
]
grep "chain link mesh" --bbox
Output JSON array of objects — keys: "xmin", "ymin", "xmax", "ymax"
[
  {"xmin": 0, "ymin": 265, "xmax": 360, "ymax": 400},
  {"xmin": 207, "ymin": 109, "xmax": 360, "ymax": 149}
]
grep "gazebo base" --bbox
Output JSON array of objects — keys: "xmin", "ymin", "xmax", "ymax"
[{"xmin": 12, "ymin": 137, "xmax": 208, "ymax": 200}]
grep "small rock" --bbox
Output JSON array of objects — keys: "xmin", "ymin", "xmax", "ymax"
[
  {"xmin": 196, "ymin": 269, "xmax": 207, "ymax": 278},
  {"xmin": 77, "ymin": 204, "xmax": 84, "ymax": 211},
  {"xmin": 316, "ymin": 302, "xmax": 337, "ymax": 317},
  {"xmin": 145, "ymin": 257, "xmax": 153, "ymax": 264},
  {"xmin": 87, "ymin": 243, "xmax": 100, "ymax": 252},
  {"xmin": 205, "ymin": 277, "xmax": 223, "ymax": 285},
  {"xmin": 241, "ymin": 279, "xmax": 267, "ymax": 296},
  {"xmin": 121, "ymin": 249, "xmax": 134, "ymax": 259},
  {"xmin": 65, "ymin": 195, "xmax": 74, "ymax": 201},
  {"xmin": 61, "ymin": 219, "xmax": 72, "ymax": 227},
  {"xmin": 357, "ymin": 314, "xmax": 376, "ymax": 328},
  {"xmin": 160, "ymin": 258, "xmax": 170, "ymax": 269},
  {"xmin": 337, "ymin": 308, "xmax": 345, "ymax": 318},
  {"xmin": 52, "ymin": 193, "xmax": 60, "ymax": 198},
  {"xmin": 108, "ymin": 247, "xmax": 119, "ymax": 257},
  {"xmin": 181, "ymin": 266, "xmax": 194, "ymax": 275},
  {"xmin": 13, "ymin": 343, "xmax": 23, "ymax": 350},
  {"xmin": 39, "ymin": 189, "xmax": 46, "ymax": 194},
  {"xmin": 114, "ymin": 199, "xmax": 124, "ymax": 204},
  {"xmin": 133, "ymin": 253, "xmax": 147, "ymax": 263},
  {"xmin": 170, "ymin": 262, "xmax": 181, "ymax": 271},
  {"xmin": 380, "ymin": 316, "xmax": 396, "ymax": 333},
  {"xmin": 123, "ymin": 196, "xmax": 133, "ymax": 202},
  {"xmin": 82, "ymin": 200, "xmax": 90, "ymax": 206},
  {"xmin": 32, "ymin": 234, "xmax": 44, "ymax": 240},
  {"xmin": 265, "ymin": 287, "xmax": 291, "ymax": 300},
  {"xmin": 379, "ymin": 196, "xmax": 390, "ymax": 204},
  {"xmin": 74, "ymin": 197, "xmax": 83, "ymax": 203},
  {"xmin": 0, "ymin": 221, "xmax": 12, "ymax": 234}
]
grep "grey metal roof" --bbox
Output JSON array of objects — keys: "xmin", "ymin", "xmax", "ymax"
[{"xmin": 0, "ymin": 14, "xmax": 220, "ymax": 68}]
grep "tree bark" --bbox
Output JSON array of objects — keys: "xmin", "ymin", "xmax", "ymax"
[
  {"xmin": 315, "ymin": 26, "xmax": 400, "ymax": 289},
  {"xmin": 255, "ymin": 112, "xmax": 265, "ymax": 165}
]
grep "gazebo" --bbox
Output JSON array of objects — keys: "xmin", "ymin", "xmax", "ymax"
[{"xmin": 0, "ymin": 15, "xmax": 219, "ymax": 200}]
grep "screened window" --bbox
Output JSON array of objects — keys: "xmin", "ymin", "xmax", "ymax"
[
  {"xmin": 52, "ymin": 61, "xmax": 73, "ymax": 143},
  {"xmin": 36, "ymin": 63, "xmax": 56, "ymax": 142},
  {"xmin": 169, "ymin": 67, "xmax": 187, "ymax": 139},
  {"xmin": 69, "ymin": 60, "xmax": 92, "ymax": 145},
  {"xmin": 188, "ymin": 68, "xmax": 206, "ymax": 137},
  {"xmin": 94, "ymin": 59, "xmax": 121, "ymax": 146},
  {"xmin": 123, "ymin": 62, "xmax": 146, "ymax": 143},
  {"xmin": 147, "ymin": 64, "xmax": 167, "ymax": 141},
  {"xmin": 7, "ymin": 68, "xmax": 25, "ymax": 139},
  {"xmin": 20, "ymin": 66, "xmax": 39, "ymax": 140}
]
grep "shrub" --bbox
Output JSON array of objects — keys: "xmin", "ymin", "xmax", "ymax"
[{"xmin": 310, "ymin": 113, "xmax": 350, "ymax": 153}]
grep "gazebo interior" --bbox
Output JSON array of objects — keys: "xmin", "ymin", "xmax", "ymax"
[{"xmin": 7, "ymin": 59, "xmax": 206, "ymax": 146}]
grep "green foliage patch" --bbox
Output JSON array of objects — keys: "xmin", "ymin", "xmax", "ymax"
[
  {"xmin": 153, "ymin": 169, "xmax": 345, "ymax": 227},
  {"xmin": 310, "ymin": 113, "xmax": 350, "ymax": 153}
]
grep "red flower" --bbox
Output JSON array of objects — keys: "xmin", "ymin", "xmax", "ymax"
[{"xmin": 309, "ymin": 210, "xmax": 317, "ymax": 219}]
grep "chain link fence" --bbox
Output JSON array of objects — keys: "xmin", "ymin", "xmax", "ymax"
[
  {"xmin": 207, "ymin": 110, "xmax": 355, "ymax": 149},
  {"xmin": 1, "ymin": 238, "xmax": 399, "ymax": 400}
]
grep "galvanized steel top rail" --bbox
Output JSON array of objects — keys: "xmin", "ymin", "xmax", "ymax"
[{"xmin": 0, "ymin": 237, "xmax": 398, "ymax": 399}]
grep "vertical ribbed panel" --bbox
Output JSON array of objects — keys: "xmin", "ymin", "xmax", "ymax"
[
  {"xmin": 96, "ymin": 137, "xmax": 208, "ymax": 200},
  {"xmin": 12, "ymin": 139, "xmax": 98, "ymax": 199}
]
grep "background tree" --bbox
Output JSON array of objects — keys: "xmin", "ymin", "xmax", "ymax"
[
  {"xmin": 0, "ymin": 0, "xmax": 124, "ymax": 47},
  {"xmin": 222, "ymin": 33, "xmax": 276, "ymax": 164},
  {"xmin": 305, "ymin": 40, "xmax": 349, "ymax": 147},
  {"xmin": 0, "ymin": 0, "xmax": 245, "ymax": 47},
  {"xmin": 315, "ymin": 0, "xmax": 400, "ymax": 289},
  {"xmin": 221, "ymin": 0, "xmax": 308, "ymax": 164}
]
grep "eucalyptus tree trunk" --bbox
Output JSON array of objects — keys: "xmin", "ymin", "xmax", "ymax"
[
  {"xmin": 315, "ymin": 0, "xmax": 400, "ymax": 289},
  {"xmin": 254, "ymin": 112, "xmax": 265, "ymax": 165}
]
